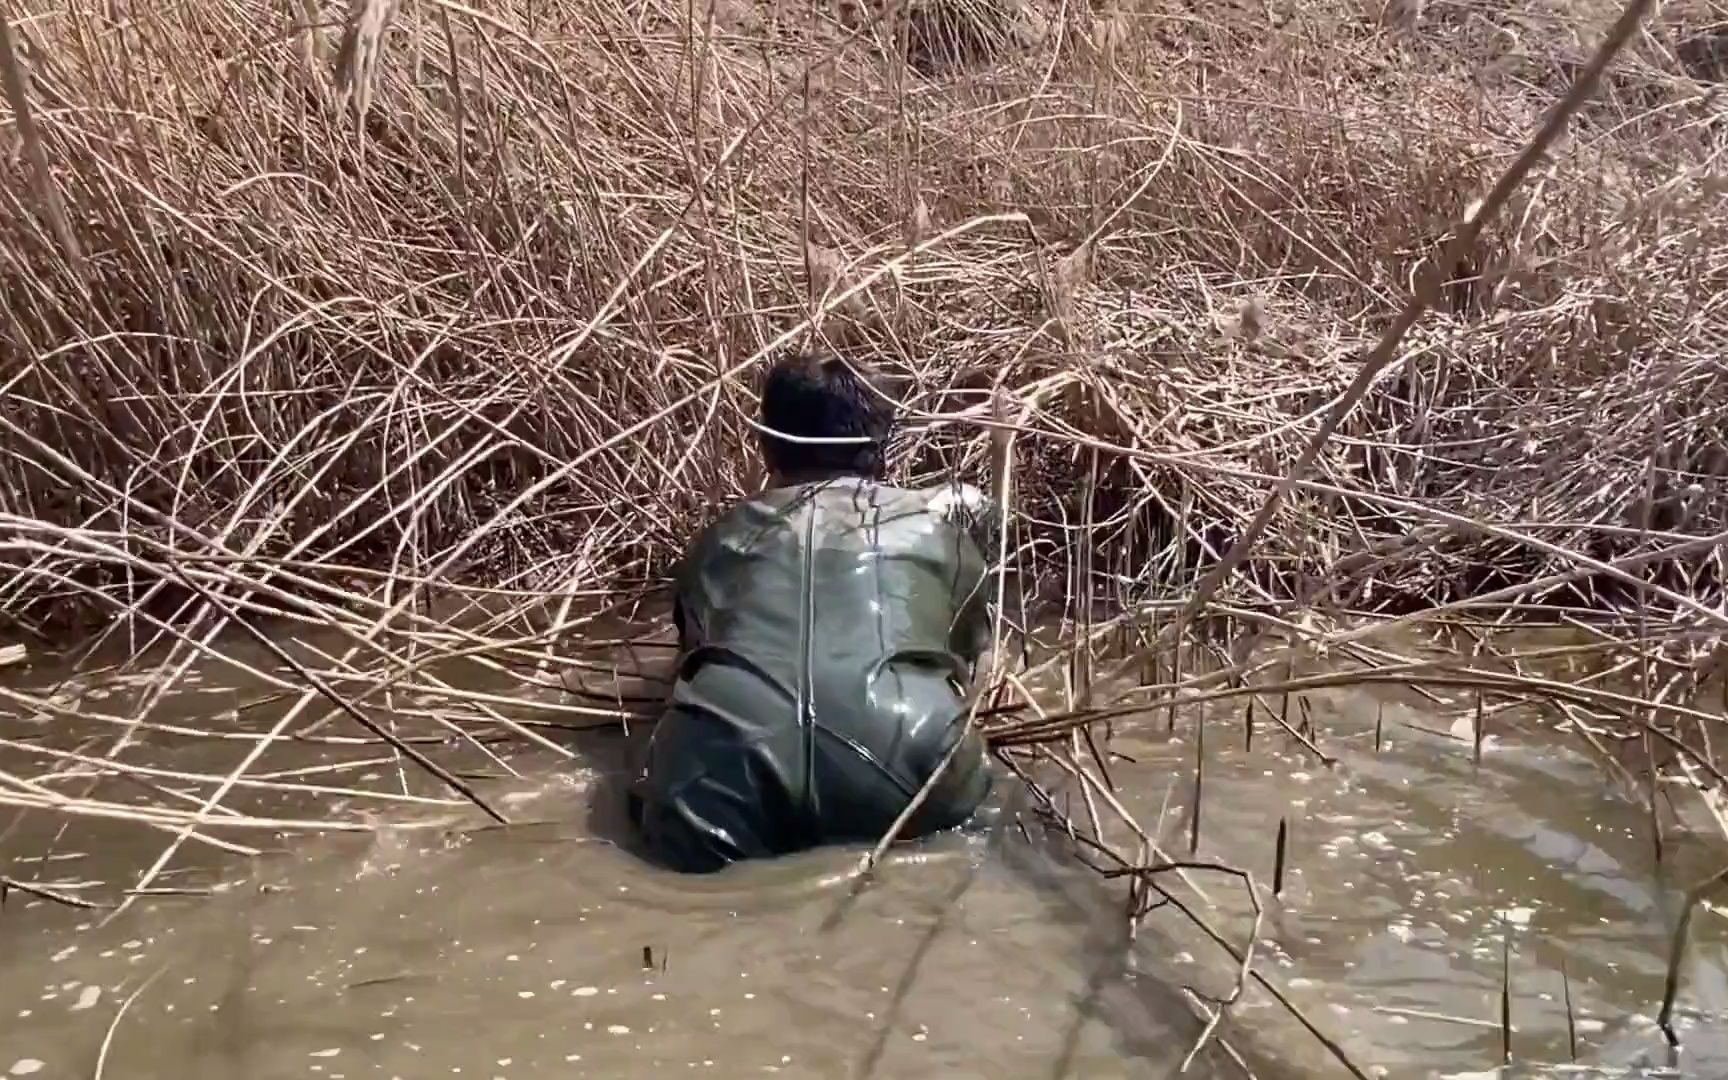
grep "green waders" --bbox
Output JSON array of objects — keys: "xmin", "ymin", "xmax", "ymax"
[{"xmin": 628, "ymin": 478, "xmax": 996, "ymax": 873}]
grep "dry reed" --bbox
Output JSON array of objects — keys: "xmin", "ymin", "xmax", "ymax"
[{"xmin": 1, "ymin": 0, "xmax": 1726, "ymax": 1069}]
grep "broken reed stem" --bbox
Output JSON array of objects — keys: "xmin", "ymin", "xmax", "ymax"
[
  {"xmin": 1122, "ymin": 860, "xmax": 1369, "ymax": 1080},
  {"xmin": 0, "ymin": 736, "xmax": 464, "ymax": 807},
  {"xmin": 1501, "ymin": 918, "xmax": 1513, "ymax": 1065},
  {"xmin": 0, "ymin": 39, "xmax": 1712, "ymax": 1080},
  {"xmin": 166, "ymin": 561, "xmax": 505, "ymax": 823},
  {"xmin": 1189, "ymin": 702, "xmax": 1204, "ymax": 856},
  {"xmin": 1126, "ymin": 859, "xmax": 1267, "ymax": 1072},
  {"xmin": 1562, "ymin": 958, "xmax": 1578, "ymax": 1063},
  {"xmin": 1155, "ymin": 0, "xmax": 1661, "ymax": 645},
  {"xmin": 93, "ymin": 966, "xmax": 165, "ymax": 1080},
  {"xmin": 1272, "ymin": 817, "xmax": 1288, "ymax": 898},
  {"xmin": 989, "ymin": 656, "xmax": 1725, "ymax": 766},
  {"xmin": 1168, "ymin": 640, "xmax": 1183, "ymax": 733},
  {"xmin": 1029, "ymin": 745, "xmax": 1217, "ymax": 906},
  {"xmin": 1013, "ymin": 725, "xmax": 1364, "ymax": 1078},
  {"xmin": 0, "ymin": 14, "xmax": 84, "ymax": 275},
  {"xmin": 1473, "ymin": 690, "xmax": 1486, "ymax": 768},
  {"xmin": 1646, "ymin": 723, "xmax": 1665, "ymax": 866},
  {"xmin": 1657, "ymin": 861, "xmax": 1728, "ymax": 1046},
  {"xmin": 0, "ymin": 874, "xmax": 108, "ymax": 910}
]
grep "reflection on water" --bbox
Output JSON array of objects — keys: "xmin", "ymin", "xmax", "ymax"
[{"xmin": 2, "ymin": 639, "xmax": 1726, "ymax": 1079}]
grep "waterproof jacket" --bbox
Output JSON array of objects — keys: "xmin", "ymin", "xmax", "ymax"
[{"xmin": 630, "ymin": 477, "xmax": 996, "ymax": 872}]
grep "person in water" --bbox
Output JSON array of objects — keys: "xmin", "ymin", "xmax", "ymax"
[{"xmin": 628, "ymin": 350, "xmax": 997, "ymax": 873}]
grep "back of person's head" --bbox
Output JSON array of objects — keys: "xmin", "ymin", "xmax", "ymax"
[{"xmin": 757, "ymin": 351, "xmax": 894, "ymax": 480}]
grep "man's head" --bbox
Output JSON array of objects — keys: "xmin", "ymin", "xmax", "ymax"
[{"xmin": 757, "ymin": 351, "xmax": 894, "ymax": 481}]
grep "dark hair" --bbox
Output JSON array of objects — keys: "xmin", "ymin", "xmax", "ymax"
[{"xmin": 757, "ymin": 352, "xmax": 894, "ymax": 479}]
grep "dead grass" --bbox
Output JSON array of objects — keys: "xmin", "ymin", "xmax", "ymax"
[
  {"xmin": 0, "ymin": 0, "xmax": 1721, "ymax": 632},
  {"xmin": 0, "ymin": 0, "xmax": 1726, "ymax": 1064}
]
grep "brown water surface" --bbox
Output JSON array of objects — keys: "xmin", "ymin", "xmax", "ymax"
[{"xmin": 1, "ymin": 631, "xmax": 1725, "ymax": 1079}]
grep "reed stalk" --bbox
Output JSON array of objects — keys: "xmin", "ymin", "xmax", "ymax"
[{"xmin": 0, "ymin": 0, "xmax": 1720, "ymax": 1069}]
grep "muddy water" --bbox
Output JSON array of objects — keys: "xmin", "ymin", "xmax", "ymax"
[{"xmin": 2, "ymin": 636, "xmax": 1726, "ymax": 1079}]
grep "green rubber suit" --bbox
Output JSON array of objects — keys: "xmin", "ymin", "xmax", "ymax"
[{"xmin": 628, "ymin": 478, "xmax": 997, "ymax": 873}]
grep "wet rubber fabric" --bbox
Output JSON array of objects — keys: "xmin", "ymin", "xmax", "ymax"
[{"xmin": 630, "ymin": 478, "xmax": 997, "ymax": 873}]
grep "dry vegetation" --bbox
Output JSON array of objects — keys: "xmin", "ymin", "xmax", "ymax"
[
  {"xmin": 1, "ymin": 0, "xmax": 1727, "ymax": 1067},
  {"xmin": 0, "ymin": 0, "xmax": 1721, "ymax": 629}
]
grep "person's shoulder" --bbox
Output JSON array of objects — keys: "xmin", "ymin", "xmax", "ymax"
[
  {"xmin": 825, "ymin": 479, "xmax": 986, "ymax": 513},
  {"xmin": 694, "ymin": 492, "xmax": 776, "ymax": 538},
  {"xmin": 786, "ymin": 479, "xmax": 994, "ymax": 538},
  {"xmin": 687, "ymin": 489, "xmax": 807, "ymax": 556}
]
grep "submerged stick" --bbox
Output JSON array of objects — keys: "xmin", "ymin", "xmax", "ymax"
[
  {"xmin": 93, "ymin": 967, "xmax": 166, "ymax": 1080},
  {"xmin": 1501, "ymin": 919, "xmax": 1513, "ymax": 1065},
  {"xmin": 1657, "ymin": 861, "xmax": 1728, "ymax": 1046},
  {"xmin": 0, "ymin": 875, "xmax": 107, "ymax": 910},
  {"xmin": 1168, "ymin": 641, "xmax": 1183, "ymax": 733},
  {"xmin": 1562, "ymin": 958, "xmax": 1578, "ymax": 1063},
  {"xmin": 1646, "ymin": 724, "xmax": 1665, "ymax": 866},
  {"xmin": 1473, "ymin": 691, "xmax": 1486, "ymax": 768},
  {"xmin": 1189, "ymin": 704, "xmax": 1204, "ymax": 856},
  {"xmin": 1272, "ymin": 817, "xmax": 1288, "ymax": 898}
]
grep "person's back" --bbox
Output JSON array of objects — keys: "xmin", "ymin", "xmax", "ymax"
[{"xmin": 628, "ymin": 354, "xmax": 996, "ymax": 872}]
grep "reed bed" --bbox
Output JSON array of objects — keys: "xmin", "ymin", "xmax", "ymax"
[{"xmin": 2, "ymin": 0, "xmax": 1727, "ymax": 1069}]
